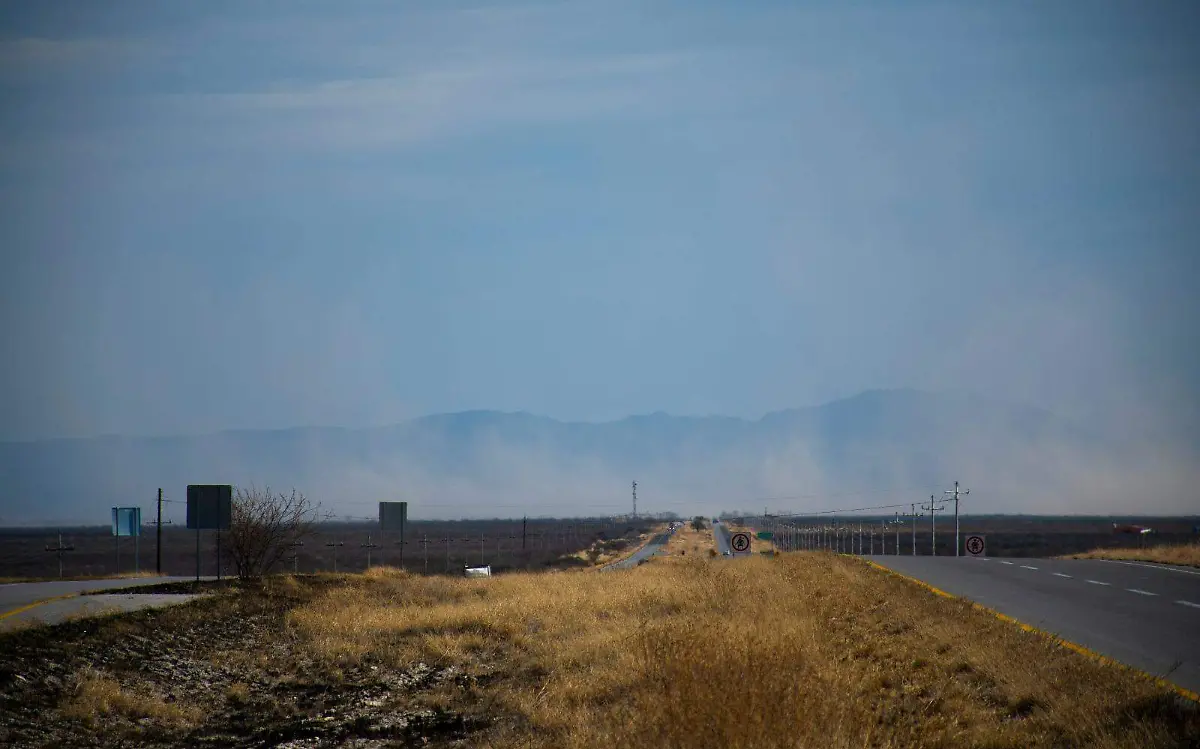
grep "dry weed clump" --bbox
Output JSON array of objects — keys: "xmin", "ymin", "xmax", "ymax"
[
  {"xmin": 1067, "ymin": 542, "xmax": 1200, "ymax": 568},
  {"xmin": 288, "ymin": 554, "xmax": 1198, "ymax": 748},
  {"xmin": 59, "ymin": 667, "xmax": 202, "ymax": 729}
]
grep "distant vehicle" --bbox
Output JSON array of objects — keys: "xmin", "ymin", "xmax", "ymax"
[
  {"xmin": 1113, "ymin": 523, "xmax": 1152, "ymax": 535},
  {"xmin": 722, "ymin": 550, "xmax": 731, "ymax": 556},
  {"xmin": 464, "ymin": 565, "xmax": 492, "ymax": 578}
]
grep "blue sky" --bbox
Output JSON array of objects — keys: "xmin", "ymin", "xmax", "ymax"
[{"xmin": 2, "ymin": 0, "xmax": 1198, "ymax": 441}]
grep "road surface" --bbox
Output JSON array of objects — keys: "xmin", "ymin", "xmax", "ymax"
[
  {"xmin": 602, "ymin": 529, "xmax": 675, "ymax": 571},
  {"xmin": 869, "ymin": 555, "xmax": 1200, "ymax": 695},
  {"xmin": 0, "ymin": 576, "xmax": 208, "ymax": 631}
]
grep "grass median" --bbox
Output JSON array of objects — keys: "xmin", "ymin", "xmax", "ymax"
[{"xmin": 1065, "ymin": 541, "xmax": 1200, "ymax": 568}]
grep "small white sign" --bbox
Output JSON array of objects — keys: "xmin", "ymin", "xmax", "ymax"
[{"xmin": 965, "ymin": 535, "xmax": 986, "ymax": 557}]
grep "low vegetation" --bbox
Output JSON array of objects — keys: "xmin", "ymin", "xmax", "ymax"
[
  {"xmin": 3, "ymin": 553, "xmax": 1197, "ymax": 747},
  {"xmin": 290, "ymin": 554, "xmax": 1197, "ymax": 748},
  {"xmin": 1066, "ymin": 541, "xmax": 1200, "ymax": 568}
]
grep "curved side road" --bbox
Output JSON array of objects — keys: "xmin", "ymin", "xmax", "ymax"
[
  {"xmin": 0, "ymin": 577, "xmax": 208, "ymax": 631},
  {"xmin": 867, "ymin": 555, "xmax": 1200, "ymax": 698},
  {"xmin": 601, "ymin": 529, "xmax": 675, "ymax": 571}
]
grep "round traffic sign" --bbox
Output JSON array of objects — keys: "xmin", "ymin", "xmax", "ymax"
[
  {"xmin": 731, "ymin": 532, "xmax": 751, "ymax": 553},
  {"xmin": 965, "ymin": 535, "xmax": 985, "ymax": 556}
]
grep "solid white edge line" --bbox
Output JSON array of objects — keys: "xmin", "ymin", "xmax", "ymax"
[
  {"xmin": 1085, "ymin": 580, "xmax": 1111, "ymax": 586},
  {"xmin": 1095, "ymin": 559, "xmax": 1200, "ymax": 576},
  {"xmin": 1126, "ymin": 588, "xmax": 1158, "ymax": 596},
  {"xmin": 1176, "ymin": 600, "xmax": 1200, "ymax": 609}
]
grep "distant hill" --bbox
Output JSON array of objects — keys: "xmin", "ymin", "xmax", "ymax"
[{"xmin": 0, "ymin": 389, "xmax": 1192, "ymax": 525}]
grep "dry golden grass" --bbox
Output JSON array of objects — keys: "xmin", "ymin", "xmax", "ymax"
[
  {"xmin": 287, "ymin": 554, "xmax": 1197, "ymax": 748},
  {"xmin": 60, "ymin": 667, "xmax": 202, "ymax": 728},
  {"xmin": 1066, "ymin": 541, "xmax": 1200, "ymax": 568},
  {"xmin": 663, "ymin": 522, "xmax": 715, "ymax": 556}
]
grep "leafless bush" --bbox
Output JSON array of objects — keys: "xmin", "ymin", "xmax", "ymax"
[{"xmin": 226, "ymin": 486, "xmax": 321, "ymax": 579}]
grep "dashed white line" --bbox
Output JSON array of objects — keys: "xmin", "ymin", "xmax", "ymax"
[
  {"xmin": 1052, "ymin": 572, "xmax": 1072, "ymax": 578},
  {"xmin": 1000, "ymin": 561, "xmax": 1014, "ymax": 565},
  {"xmin": 1020, "ymin": 565, "xmax": 1039, "ymax": 570},
  {"xmin": 1085, "ymin": 580, "xmax": 1110, "ymax": 586},
  {"xmin": 1176, "ymin": 600, "xmax": 1200, "ymax": 609},
  {"xmin": 1096, "ymin": 559, "xmax": 1200, "ymax": 576},
  {"xmin": 1126, "ymin": 589, "xmax": 1157, "ymax": 596}
]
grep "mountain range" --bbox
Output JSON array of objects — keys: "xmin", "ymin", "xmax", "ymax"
[{"xmin": 1, "ymin": 389, "xmax": 1193, "ymax": 526}]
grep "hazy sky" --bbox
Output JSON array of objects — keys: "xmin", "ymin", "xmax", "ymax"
[{"xmin": 2, "ymin": 1, "xmax": 1198, "ymax": 441}]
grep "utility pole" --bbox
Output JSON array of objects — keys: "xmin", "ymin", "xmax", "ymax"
[
  {"xmin": 45, "ymin": 532, "xmax": 74, "ymax": 579},
  {"xmin": 361, "ymin": 535, "xmax": 378, "ymax": 568},
  {"xmin": 911, "ymin": 504, "xmax": 921, "ymax": 556},
  {"xmin": 156, "ymin": 488, "xmax": 163, "ymax": 575},
  {"xmin": 522, "ymin": 516, "xmax": 527, "ymax": 551},
  {"xmin": 944, "ymin": 480, "xmax": 971, "ymax": 557},
  {"xmin": 422, "ymin": 533, "xmax": 429, "ymax": 575},
  {"xmin": 921, "ymin": 495, "xmax": 947, "ymax": 556},
  {"xmin": 632, "ymin": 481, "xmax": 637, "ymax": 518},
  {"xmin": 288, "ymin": 541, "xmax": 304, "ymax": 574},
  {"xmin": 325, "ymin": 540, "xmax": 344, "ymax": 572}
]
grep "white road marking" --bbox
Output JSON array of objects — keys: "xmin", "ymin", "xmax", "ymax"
[
  {"xmin": 1052, "ymin": 572, "xmax": 1072, "ymax": 578},
  {"xmin": 1086, "ymin": 580, "xmax": 1111, "ymax": 586},
  {"xmin": 1176, "ymin": 600, "xmax": 1200, "ymax": 609},
  {"xmin": 1000, "ymin": 561, "xmax": 1014, "ymax": 565},
  {"xmin": 1020, "ymin": 565, "xmax": 1039, "ymax": 570},
  {"xmin": 1126, "ymin": 589, "xmax": 1157, "ymax": 596},
  {"xmin": 1095, "ymin": 560, "xmax": 1200, "ymax": 576}
]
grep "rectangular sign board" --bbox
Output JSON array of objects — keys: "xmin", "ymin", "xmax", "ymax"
[
  {"xmin": 111, "ymin": 507, "xmax": 141, "ymax": 537},
  {"xmin": 379, "ymin": 501, "xmax": 408, "ymax": 531},
  {"xmin": 187, "ymin": 484, "xmax": 232, "ymax": 530}
]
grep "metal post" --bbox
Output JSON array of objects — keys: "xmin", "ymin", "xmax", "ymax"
[
  {"xmin": 326, "ymin": 540, "xmax": 344, "ymax": 572},
  {"xmin": 945, "ymin": 481, "xmax": 970, "ymax": 558},
  {"xmin": 156, "ymin": 488, "xmax": 163, "ymax": 575},
  {"xmin": 423, "ymin": 533, "xmax": 428, "ymax": 575},
  {"xmin": 195, "ymin": 527, "xmax": 201, "ymax": 582},
  {"xmin": 522, "ymin": 516, "xmax": 527, "ymax": 551},
  {"xmin": 911, "ymin": 504, "xmax": 917, "ymax": 556}
]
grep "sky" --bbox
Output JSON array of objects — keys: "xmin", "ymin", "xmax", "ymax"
[{"xmin": 2, "ymin": 0, "xmax": 1198, "ymax": 442}]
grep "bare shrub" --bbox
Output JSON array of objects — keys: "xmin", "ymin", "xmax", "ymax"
[{"xmin": 225, "ymin": 486, "xmax": 321, "ymax": 579}]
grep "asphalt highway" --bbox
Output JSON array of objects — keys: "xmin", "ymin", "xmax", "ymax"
[
  {"xmin": 0, "ymin": 576, "xmax": 208, "ymax": 630},
  {"xmin": 869, "ymin": 555, "xmax": 1200, "ymax": 695}
]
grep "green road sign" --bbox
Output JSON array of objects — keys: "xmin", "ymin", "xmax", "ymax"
[{"xmin": 756, "ymin": 531, "xmax": 773, "ymax": 541}]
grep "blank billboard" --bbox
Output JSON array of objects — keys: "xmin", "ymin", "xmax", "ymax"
[
  {"xmin": 187, "ymin": 484, "xmax": 232, "ymax": 530},
  {"xmin": 379, "ymin": 501, "xmax": 408, "ymax": 531},
  {"xmin": 111, "ymin": 507, "xmax": 141, "ymax": 537}
]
